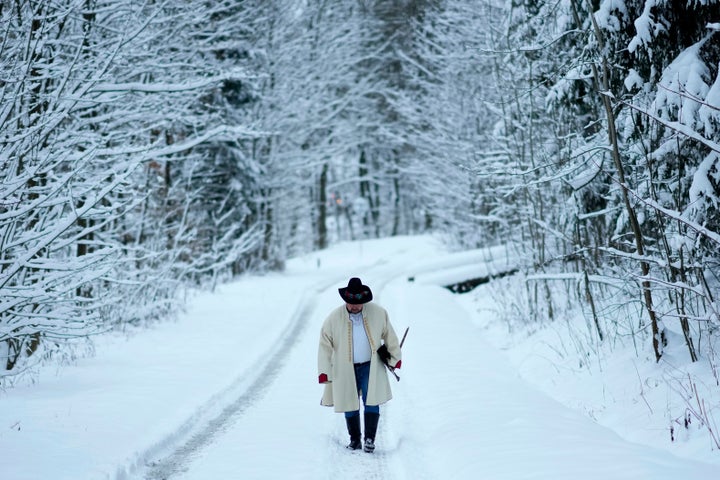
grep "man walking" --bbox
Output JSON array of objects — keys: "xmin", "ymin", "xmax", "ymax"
[{"xmin": 318, "ymin": 277, "xmax": 403, "ymax": 452}]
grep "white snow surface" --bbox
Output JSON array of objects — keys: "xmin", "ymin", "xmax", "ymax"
[{"xmin": 1, "ymin": 235, "xmax": 718, "ymax": 479}]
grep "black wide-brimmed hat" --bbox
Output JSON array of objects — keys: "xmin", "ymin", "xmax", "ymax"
[{"xmin": 338, "ymin": 277, "xmax": 373, "ymax": 304}]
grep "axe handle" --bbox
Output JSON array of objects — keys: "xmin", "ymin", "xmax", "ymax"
[
  {"xmin": 399, "ymin": 326, "xmax": 409, "ymax": 348},
  {"xmin": 387, "ymin": 327, "xmax": 409, "ymax": 382}
]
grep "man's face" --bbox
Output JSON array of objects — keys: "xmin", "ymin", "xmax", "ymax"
[{"xmin": 346, "ymin": 303, "xmax": 363, "ymax": 314}]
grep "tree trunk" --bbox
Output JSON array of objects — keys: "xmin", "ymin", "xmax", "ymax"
[
  {"xmin": 571, "ymin": 0, "xmax": 665, "ymax": 361},
  {"xmin": 317, "ymin": 163, "xmax": 328, "ymax": 249}
]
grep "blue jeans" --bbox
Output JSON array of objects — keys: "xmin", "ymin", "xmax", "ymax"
[{"xmin": 344, "ymin": 361, "xmax": 380, "ymax": 418}]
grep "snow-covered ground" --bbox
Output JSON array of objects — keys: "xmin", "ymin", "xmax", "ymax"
[{"xmin": 1, "ymin": 235, "xmax": 718, "ymax": 479}]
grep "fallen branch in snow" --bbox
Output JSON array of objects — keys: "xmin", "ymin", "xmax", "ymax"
[
  {"xmin": 634, "ymin": 362, "xmax": 654, "ymax": 415},
  {"xmin": 671, "ymin": 374, "xmax": 720, "ymax": 450}
]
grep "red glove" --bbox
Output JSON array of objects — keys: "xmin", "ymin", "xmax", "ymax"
[
  {"xmin": 394, "ymin": 360, "xmax": 402, "ymax": 369},
  {"xmin": 318, "ymin": 373, "xmax": 329, "ymax": 384}
]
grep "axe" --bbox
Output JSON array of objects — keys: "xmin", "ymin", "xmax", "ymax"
[{"xmin": 378, "ymin": 326, "xmax": 409, "ymax": 381}]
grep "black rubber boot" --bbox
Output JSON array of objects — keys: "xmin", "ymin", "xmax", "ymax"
[
  {"xmin": 345, "ymin": 414, "xmax": 362, "ymax": 450},
  {"xmin": 363, "ymin": 412, "xmax": 380, "ymax": 453}
]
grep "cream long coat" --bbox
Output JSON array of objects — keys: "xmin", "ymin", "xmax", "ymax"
[{"xmin": 318, "ymin": 302, "xmax": 402, "ymax": 413}]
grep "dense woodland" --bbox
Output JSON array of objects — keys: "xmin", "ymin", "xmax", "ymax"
[{"xmin": 1, "ymin": 0, "xmax": 719, "ymax": 407}]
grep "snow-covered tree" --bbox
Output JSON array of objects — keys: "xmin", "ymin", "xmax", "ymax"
[{"xmin": 0, "ymin": 0, "xmax": 263, "ymax": 380}]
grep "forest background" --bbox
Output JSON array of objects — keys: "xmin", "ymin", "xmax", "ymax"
[{"xmin": 1, "ymin": 0, "xmax": 720, "ymax": 448}]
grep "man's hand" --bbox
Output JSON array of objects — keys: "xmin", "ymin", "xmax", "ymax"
[
  {"xmin": 318, "ymin": 373, "xmax": 329, "ymax": 384},
  {"xmin": 377, "ymin": 344, "xmax": 391, "ymax": 364},
  {"xmin": 378, "ymin": 345, "xmax": 401, "ymax": 369}
]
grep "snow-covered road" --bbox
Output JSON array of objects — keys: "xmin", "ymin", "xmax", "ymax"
[{"xmin": 1, "ymin": 236, "xmax": 717, "ymax": 479}]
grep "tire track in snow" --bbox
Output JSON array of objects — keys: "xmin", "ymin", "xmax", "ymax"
[{"xmin": 129, "ymin": 279, "xmax": 335, "ymax": 480}]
